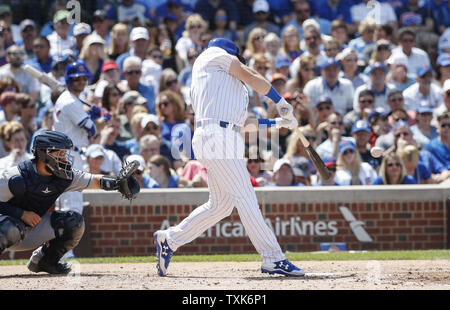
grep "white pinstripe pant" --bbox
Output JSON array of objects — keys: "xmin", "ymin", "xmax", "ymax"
[{"xmin": 165, "ymin": 124, "xmax": 285, "ymax": 264}]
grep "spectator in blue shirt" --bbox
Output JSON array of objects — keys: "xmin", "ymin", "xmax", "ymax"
[
  {"xmin": 116, "ymin": 27, "xmax": 150, "ymax": 71},
  {"xmin": 210, "ymin": 8, "xmax": 239, "ymax": 44},
  {"xmin": 425, "ymin": 111, "xmax": 450, "ymax": 171},
  {"xmin": 24, "ymin": 36, "xmax": 53, "ymax": 73},
  {"xmin": 313, "ymin": 0, "xmax": 353, "ymax": 26},
  {"xmin": 410, "ymin": 100, "xmax": 438, "ymax": 148},
  {"xmin": 16, "ymin": 19, "xmax": 37, "ymax": 59},
  {"xmin": 119, "ymin": 56, "xmax": 155, "ymax": 114},
  {"xmin": 371, "ymin": 151, "xmax": 417, "ymax": 184},
  {"xmin": 194, "ymin": 0, "xmax": 239, "ymax": 31},
  {"xmin": 430, "ymin": 0, "xmax": 450, "ymax": 34},
  {"xmin": 149, "ymin": 154, "xmax": 180, "ymax": 188},
  {"xmin": 348, "ymin": 18, "xmax": 377, "ymax": 60}
]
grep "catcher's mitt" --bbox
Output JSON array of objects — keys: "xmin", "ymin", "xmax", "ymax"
[{"xmin": 117, "ymin": 160, "xmax": 140, "ymax": 200}]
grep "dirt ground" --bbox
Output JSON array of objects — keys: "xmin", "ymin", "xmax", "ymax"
[{"xmin": 0, "ymin": 260, "xmax": 449, "ymax": 290}]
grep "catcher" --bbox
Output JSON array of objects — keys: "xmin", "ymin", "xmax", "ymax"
[{"xmin": 0, "ymin": 130, "xmax": 140, "ymax": 274}]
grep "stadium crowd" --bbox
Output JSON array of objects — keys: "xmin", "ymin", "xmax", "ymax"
[{"xmin": 0, "ymin": 0, "xmax": 449, "ymax": 188}]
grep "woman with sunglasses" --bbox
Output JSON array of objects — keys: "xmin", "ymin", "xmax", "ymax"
[
  {"xmin": 211, "ymin": 8, "xmax": 239, "ymax": 45},
  {"xmin": 175, "ymin": 14, "xmax": 207, "ymax": 68},
  {"xmin": 336, "ymin": 47, "xmax": 369, "ymax": 89},
  {"xmin": 245, "ymin": 145, "xmax": 273, "ymax": 187},
  {"xmin": 335, "ymin": 140, "xmax": 377, "ymax": 185},
  {"xmin": 285, "ymin": 54, "xmax": 316, "ymax": 93},
  {"xmin": 371, "ymin": 152, "xmax": 416, "ymax": 185},
  {"xmin": 280, "ymin": 25, "xmax": 302, "ymax": 63},
  {"xmin": 243, "ymin": 27, "xmax": 267, "ymax": 61},
  {"xmin": 156, "ymin": 90, "xmax": 192, "ymax": 169}
]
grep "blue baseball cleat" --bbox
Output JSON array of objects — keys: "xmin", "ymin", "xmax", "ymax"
[
  {"xmin": 261, "ymin": 259, "xmax": 305, "ymax": 277},
  {"xmin": 154, "ymin": 230, "xmax": 173, "ymax": 276}
]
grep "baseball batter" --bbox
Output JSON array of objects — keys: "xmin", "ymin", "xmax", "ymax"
[{"xmin": 154, "ymin": 38, "xmax": 304, "ymax": 277}]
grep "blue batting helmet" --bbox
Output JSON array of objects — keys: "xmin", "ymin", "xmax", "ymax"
[
  {"xmin": 64, "ymin": 60, "xmax": 90, "ymax": 87},
  {"xmin": 207, "ymin": 38, "xmax": 246, "ymax": 64}
]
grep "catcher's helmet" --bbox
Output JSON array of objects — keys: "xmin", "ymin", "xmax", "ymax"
[
  {"xmin": 32, "ymin": 130, "xmax": 74, "ymax": 180},
  {"xmin": 64, "ymin": 60, "xmax": 90, "ymax": 87},
  {"xmin": 206, "ymin": 38, "xmax": 246, "ymax": 64}
]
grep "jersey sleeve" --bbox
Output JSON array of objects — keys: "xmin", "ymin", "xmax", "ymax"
[
  {"xmin": 0, "ymin": 166, "xmax": 19, "ymax": 202},
  {"xmin": 65, "ymin": 169, "xmax": 93, "ymax": 192},
  {"xmin": 63, "ymin": 100, "xmax": 89, "ymax": 127}
]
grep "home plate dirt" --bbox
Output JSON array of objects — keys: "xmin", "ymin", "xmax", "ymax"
[{"xmin": 0, "ymin": 260, "xmax": 449, "ymax": 290}]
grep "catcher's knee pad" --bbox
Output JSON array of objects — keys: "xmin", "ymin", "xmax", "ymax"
[
  {"xmin": 50, "ymin": 211, "xmax": 85, "ymax": 247},
  {"xmin": 0, "ymin": 216, "xmax": 26, "ymax": 253}
]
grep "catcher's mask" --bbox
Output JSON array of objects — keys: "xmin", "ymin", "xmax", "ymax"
[{"xmin": 32, "ymin": 130, "xmax": 74, "ymax": 180}]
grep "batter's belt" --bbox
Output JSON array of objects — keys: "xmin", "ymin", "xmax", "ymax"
[{"xmin": 196, "ymin": 119, "xmax": 241, "ymax": 133}]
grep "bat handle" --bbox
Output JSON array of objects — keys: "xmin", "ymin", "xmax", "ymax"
[{"xmin": 296, "ymin": 128, "xmax": 310, "ymax": 148}]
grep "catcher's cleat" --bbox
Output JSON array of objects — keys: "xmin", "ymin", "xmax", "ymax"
[
  {"xmin": 261, "ymin": 259, "xmax": 305, "ymax": 277},
  {"xmin": 154, "ymin": 230, "xmax": 173, "ymax": 276},
  {"xmin": 27, "ymin": 259, "xmax": 72, "ymax": 275}
]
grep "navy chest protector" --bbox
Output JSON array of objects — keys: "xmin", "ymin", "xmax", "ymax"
[{"xmin": 7, "ymin": 161, "xmax": 72, "ymax": 217}]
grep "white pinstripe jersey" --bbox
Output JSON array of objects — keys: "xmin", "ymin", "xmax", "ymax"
[
  {"xmin": 53, "ymin": 90, "xmax": 90, "ymax": 149},
  {"xmin": 190, "ymin": 47, "xmax": 249, "ymax": 126}
]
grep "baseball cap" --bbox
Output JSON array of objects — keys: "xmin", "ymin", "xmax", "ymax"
[
  {"xmin": 416, "ymin": 65, "xmax": 433, "ymax": 77},
  {"xmin": 437, "ymin": 53, "xmax": 450, "ymax": 67},
  {"xmin": 141, "ymin": 113, "xmax": 160, "ymax": 128},
  {"xmin": 130, "ymin": 27, "xmax": 149, "ymax": 41},
  {"xmin": 53, "ymin": 10, "xmax": 70, "ymax": 23},
  {"xmin": 352, "ymin": 119, "xmax": 371, "ymax": 133},
  {"xmin": 271, "ymin": 73, "xmax": 287, "ymax": 83},
  {"xmin": 292, "ymin": 156, "xmax": 309, "ymax": 177},
  {"xmin": 275, "ymin": 55, "xmax": 290, "ymax": 69},
  {"xmin": 338, "ymin": 140, "xmax": 356, "ymax": 155},
  {"xmin": 314, "ymin": 95, "xmax": 333, "ymax": 108},
  {"xmin": 368, "ymin": 107, "xmax": 389, "ymax": 122},
  {"xmin": 386, "ymin": 53, "xmax": 408, "ymax": 67},
  {"xmin": 253, "ymin": 0, "xmax": 270, "ymax": 13},
  {"xmin": 85, "ymin": 144, "xmax": 105, "ymax": 158},
  {"xmin": 392, "ymin": 120, "xmax": 410, "ymax": 131},
  {"xmin": 73, "ymin": 23, "xmax": 92, "ymax": 36},
  {"xmin": 273, "ymin": 158, "xmax": 293, "ymax": 174},
  {"xmin": 320, "ymin": 58, "xmax": 340, "ymax": 70},
  {"xmin": 101, "ymin": 60, "xmax": 119, "ymax": 73},
  {"xmin": 93, "ymin": 10, "xmax": 107, "ymax": 22},
  {"xmin": 0, "ymin": 5, "xmax": 11, "ymax": 16},
  {"xmin": 416, "ymin": 100, "xmax": 433, "ymax": 114},
  {"xmin": 122, "ymin": 90, "xmax": 147, "ymax": 105},
  {"xmin": 336, "ymin": 47, "xmax": 357, "ymax": 62},
  {"xmin": 444, "ymin": 79, "xmax": 450, "ymax": 92},
  {"xmin": 368, "ymin": 62, "xmax": 387, "ymax": 74},
  {"xmin": 19, "ymin": 19, "xmax": 36, "ymax": 32},
  {"xmin": 438, "ymin": 33, "xmax": 450, "ymax": 51},
  {"xmin": 83, "ymin": 34, "xmax": 106, "ymax": 47},
  {"xmin": 376, "ymin": 39, "xmax": 391, "ymax": 49},
  {"xmin": 125, "ymin": 154, "xmax": 145, "ymax": 172},
  {"xmin": 51, "ymin": 53, "xmax": 71, "ymax": 68},
  {"xmin": 322, "ymin": 156, "xmax": 337, "ymax": 167}
]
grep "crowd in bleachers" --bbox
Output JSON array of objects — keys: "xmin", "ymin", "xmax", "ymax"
[{"xmin": 0, "ymin": 0, "xmax": 449, "ymax": 188}]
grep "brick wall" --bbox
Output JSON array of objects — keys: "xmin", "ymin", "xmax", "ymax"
[{"xmin": 2, "ymin": 185, "xmax": 449, "ymax": 260}]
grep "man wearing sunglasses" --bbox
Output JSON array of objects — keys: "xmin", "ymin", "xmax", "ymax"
[
  {"xmin": 0, "ymin": 45, "xmax": 40, "ymax": 102},
  {"xmin": 243, "ymin": 0, "xmax": 280, "ymax": 43},
  {"xmin": 317, "ymin": 112, "xmax": 355, "ymax": 158},
  {"xmin": 403, "ymin": 65, "xmax": 443, "ymax": 111},
  {"xmin": 344, "ymin": 89, "xmax": 374, "ymax": 136}
]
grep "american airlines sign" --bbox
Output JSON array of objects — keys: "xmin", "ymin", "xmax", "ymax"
[{"xmin": 160, "ymin": 206, "xmax": 373, "ymax": 242}]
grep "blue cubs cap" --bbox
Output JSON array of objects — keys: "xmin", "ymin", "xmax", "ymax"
[
  {"xmin": 275, "ymin": 55, "xmax": 290, "ymax": 69},
  {"xmin": 322, "ymin": 156, "xmax": 337, "ymax": 167},
  {"xmin": 368, "ymin": 61, "xmax": 387, "ymax": 74},
  {"xmin": 315, "ymin": 95, "xmax": 333, "ymax": 107},
  {"xmin": 392, "ymin": 120, "xmax": 410, "ymax": 131},
  {"xmin": 338, "ymin": 140, "xmax": 356, "ymax": 154},
  {"xmin": 416, "ymin": 64, "xmax": 433, "ymax": 77},
  {"xmin": 368, "ymin": 107, "xmax": 389, "ymax": 122},
  {"xmin": 352, "ymin": 119, "xmax": 371, "ymax": 133},
  {"xmin": 416, "ymin": 100, "xmax": 433, "ymax": 114},
  {"xmin": 320, "ymin": 58, "xmax": 340, "ymax": 70},
  {"xmin": 207, "ymin": 37, "xmax": 246, "ymax": 64},
  {"xmin": 437, "ymin": 53, "xmax": 450, "ymax": 67}
]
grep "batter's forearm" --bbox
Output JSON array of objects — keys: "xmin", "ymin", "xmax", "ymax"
[{"xmin": 229, "ymin": 59, "xmax": 271, "ymax": 95}]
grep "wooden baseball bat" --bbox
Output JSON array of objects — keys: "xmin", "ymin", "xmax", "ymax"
[{"xmin": 296, "ymin": 127, "xmax": 331, "ymax": 180}]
